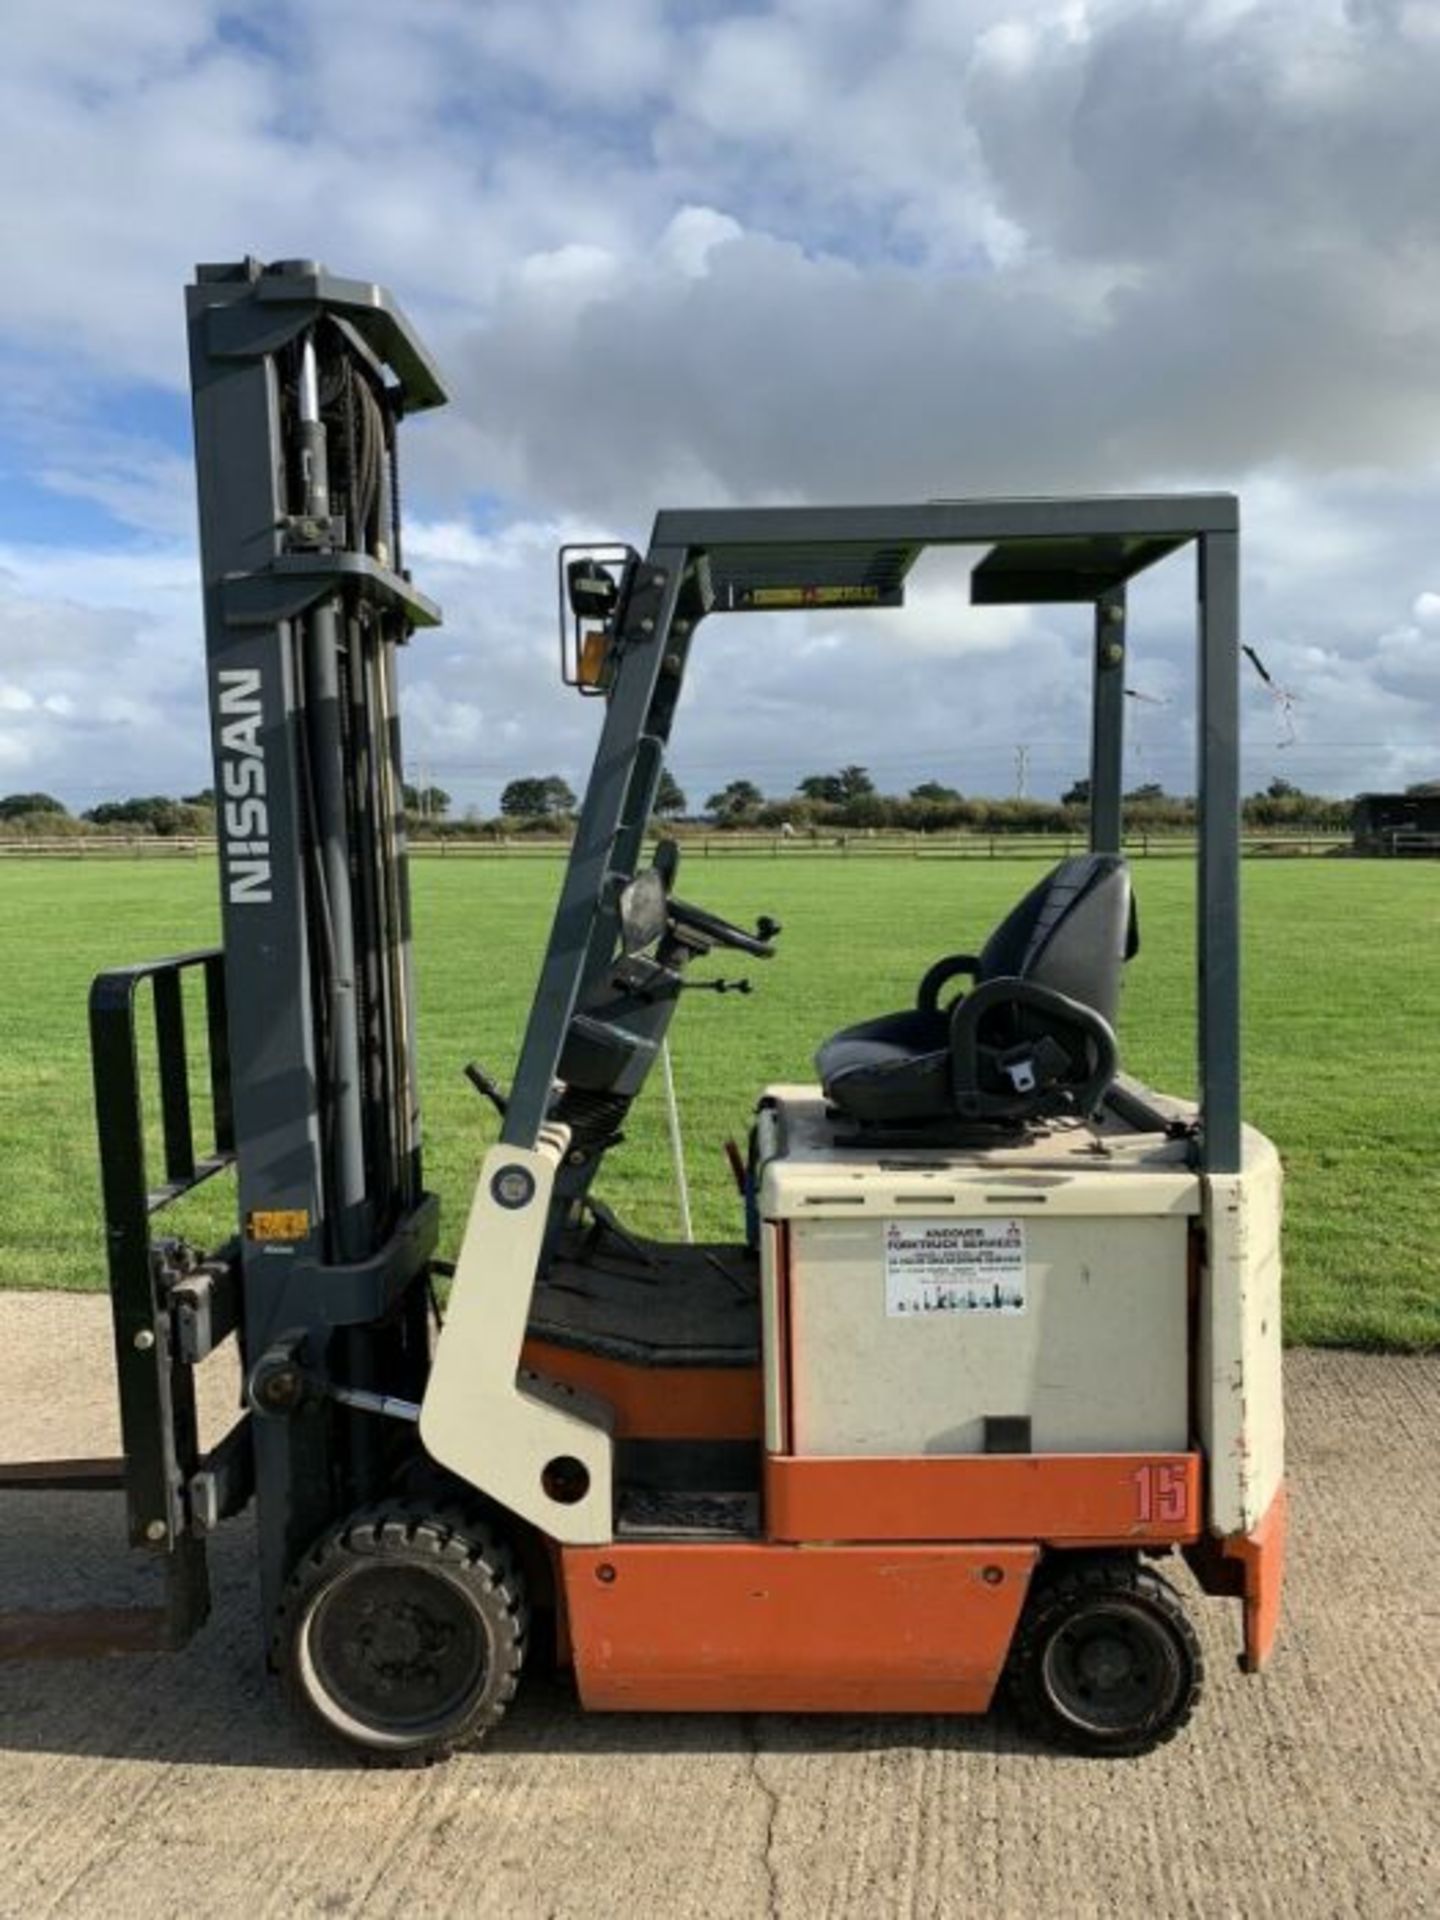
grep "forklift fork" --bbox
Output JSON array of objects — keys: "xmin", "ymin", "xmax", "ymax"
[{"xmin": 0, "ymin": 949, "xmax": 252, "ymax": 1658}]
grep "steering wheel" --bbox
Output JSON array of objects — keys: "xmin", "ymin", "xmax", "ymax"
[{"xmin": 667, "ymin": 894, "xmax": 778, "ymax": 958}]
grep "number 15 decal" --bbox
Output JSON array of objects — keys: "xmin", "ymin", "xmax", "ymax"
[{"xmin": 1132, "ymin": 1463, "xmax": 1190, "ymax": 1525}]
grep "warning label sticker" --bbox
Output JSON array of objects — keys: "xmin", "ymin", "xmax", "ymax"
[
  {"xmin": 741, "ymin": 583, "xmax": 884, "ymax": 608},
  {"xmin": 246, "ymin": 1208, "xmax": 311, "ymax": 1244},
  {"xmin": 884, "ymin": 1218, "xmax": 1027, "ymax": 1318}
]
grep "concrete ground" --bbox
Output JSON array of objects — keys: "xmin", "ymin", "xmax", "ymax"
[{"xmin": 0, "ymin": 1296, "xmax": 1434, "ymax": 1920}]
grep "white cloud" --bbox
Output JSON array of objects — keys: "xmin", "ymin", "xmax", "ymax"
[
  {"xmin": 36, "ymin": 442, "xmax": 196, "ymax": 544},
  {"xmin": 659, "ymin": 207, "xmax": 746, "ymax": 279},
  {"xmin": 0, "ymin": 548, "xmax": 202, "ymax": 797},
  {"xmin": 0, "ymin": 0, "xmax": 1438, "ymax": 807}
]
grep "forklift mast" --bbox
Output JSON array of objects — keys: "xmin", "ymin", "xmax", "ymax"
[
  {"xmin": 186, "ymin": 259, "xmax": 447, "ymax": 1622},
  {"xmin": 0, "ymin": 259, "xmax": 452, "ymax": 1659}
]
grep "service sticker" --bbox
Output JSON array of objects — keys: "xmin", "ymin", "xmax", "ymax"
[
  {"xmin": 246, "ymin": 1208, "xmax": 310, "ymax": 1243},
  {"xmin": 884, "ymin": 1218, "xmax": 1027, "ymax": 1317}
]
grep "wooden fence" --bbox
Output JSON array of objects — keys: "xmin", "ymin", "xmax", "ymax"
[
  {"xmin": 0, "ymin": 831, "xmax": 1351, "ymax": 862},
  {"xmin": 0, "ymin": 837, "xmax": 212, "ymax": 859}
]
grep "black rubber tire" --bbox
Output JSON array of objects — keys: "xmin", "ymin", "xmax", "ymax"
[
  {"xmin": 1007, "ymin": 1557, "xmax": 1203, "ymax": 1758},
  {"xmin": 274, "ymin": 1503, "xmax": 528, "ymax": 1767}
]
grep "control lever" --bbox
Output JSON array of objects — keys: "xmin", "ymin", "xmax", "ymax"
[
  {"xmin": 582, "ymin": 1197, "xmax": 660, "ymax": 1270},
  {"xmin": 681, "ymin": 977, "xmax": 752, "ymax": 995},
  {"xmin": 723, "ymin": 1138, "xmax": 747, "ymax": 1194},
  {"xmin": 464, "ymin": 1061, "xmax": 509, "ymax": 1117}
]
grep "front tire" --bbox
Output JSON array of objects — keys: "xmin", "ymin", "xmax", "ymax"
[
  {"xmin": 1007, "ymin": 1557, "xmax": 1203, "ymax": 1757},
  {"xmin": 276, "ymin": 1504, "xmax": 528, "ymax": 1766}
]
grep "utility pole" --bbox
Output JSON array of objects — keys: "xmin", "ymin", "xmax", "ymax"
[{"xmin": 1014, "ymin": 744, "xmax": 1030, "ymax": 800}]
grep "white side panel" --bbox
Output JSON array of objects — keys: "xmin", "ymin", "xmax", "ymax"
[
  {"xmin": 420, "ymin": 1132, "xmax": 614, "ymax": 1544},
  {"xmin": 759, "ymin": 1222, "xmax": 786, "ymax": 1451},
  {"xmin": 785, "ymin": 1214, "xmax": 1189, "ymax": 1456},
  {"xmin": 757, "ymin": 1086, "xmax": 1201, "ymax": 1222},
  {"xmin": 1199, "ymin": 1128, "xmax": 1285, "ymax": 1536}
]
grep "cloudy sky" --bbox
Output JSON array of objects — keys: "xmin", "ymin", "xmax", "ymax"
[{"xmin": 2, "ymin": 0, "xmax": 1438, "ymax": 812}]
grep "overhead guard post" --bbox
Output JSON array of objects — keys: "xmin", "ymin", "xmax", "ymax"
[
  {"xmin": 1090, "ymin": 586, "xmax": 1126, "ymax": 854},
  {"xmin": 1197, "ymin": 529, "xmax": 1243, "ymax": 1173}
]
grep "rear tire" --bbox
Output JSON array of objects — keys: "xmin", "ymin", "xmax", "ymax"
[
  {"xmin": 1007, "ymin": 1556, "xmax": 1202, "ymax": 1757},
  {"xmin": 275, "ymin": 1503, "xmax": 528, "ymax": 1766}
]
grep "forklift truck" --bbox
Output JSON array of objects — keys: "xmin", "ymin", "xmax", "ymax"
[{"xmin": 0, "ymin": 260, "xmax": 1285, "ymax": 1762}]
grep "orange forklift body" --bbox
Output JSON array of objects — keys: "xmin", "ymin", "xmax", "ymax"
[{"xmin": 561, "ymin": 1542, "xmax": 1038, "ymax": 1714}]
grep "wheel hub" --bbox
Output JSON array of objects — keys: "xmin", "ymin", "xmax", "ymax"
[
  {"xmin": 309, "ymin": 1564, "xmax": 489, "ymax": 1733},
  {"xmin": 1076, "ymin": 1633, "xmax": 1136, "ymax": 1692},
  {"xmin": 1041, "ymin": 1599, "xmax": 1181, "ymax": 1737}
]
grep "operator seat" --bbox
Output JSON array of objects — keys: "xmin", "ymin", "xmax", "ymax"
[{"xmin": 816, "ymin": 855, "xmax": 1138, "ymax": 1129}]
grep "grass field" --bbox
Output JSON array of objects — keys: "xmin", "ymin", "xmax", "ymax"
[{"xmin": 0, "ymin": 856, "xmax": 1435, "ymax": 1348}]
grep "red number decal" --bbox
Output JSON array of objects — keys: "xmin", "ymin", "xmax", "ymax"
[{"xmin": 1131, "ymin": 1463, "xmax": 1189, "ymax": 1526}]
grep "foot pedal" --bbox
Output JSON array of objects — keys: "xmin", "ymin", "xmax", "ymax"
[{"xmin": 615, "ymin": 1488, "xmax": 759, "ymax": 1539}]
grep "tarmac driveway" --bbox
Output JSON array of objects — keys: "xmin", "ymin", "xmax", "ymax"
[{"xmin": 0, "ymin": 1295, "xmax": 1434, "ymax": 1918}]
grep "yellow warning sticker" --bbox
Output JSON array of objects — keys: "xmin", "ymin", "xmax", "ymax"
[
  {"xmin": 745, "ymin": 584, "xmax": 883, "ymax": 608},
  {"xmin": 247, "ymin": 1208, "xmax": 311, "ymax": 1243}
]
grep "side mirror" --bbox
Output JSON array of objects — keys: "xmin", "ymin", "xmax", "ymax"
[
  {"xmin": 558, "ymin": 544, "xmax": 638, "ymax": 695},
  {"xmin": 566, "ymin": 558, "xmax": 620, "ymax": 624},
  {"xmin": 618, "ymin": 869, "xmax": 668, "ymax": 955}
]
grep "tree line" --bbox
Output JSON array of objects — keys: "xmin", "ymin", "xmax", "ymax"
[
  {"xmin": 1, "ymin": 768, "xmax": 1381, "ymax": 838},
  {"xmin": 0, "ymin": 791, "xmax": 217, "ymax": 836},
  {"xmin": 693, "ymin": 769, "xmax": 1357, "ymax": 834}
]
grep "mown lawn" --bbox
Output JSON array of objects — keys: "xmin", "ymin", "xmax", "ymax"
[{"xmin": 0, "ymin": 854, "xmax": 1435, "ymax": 1347}]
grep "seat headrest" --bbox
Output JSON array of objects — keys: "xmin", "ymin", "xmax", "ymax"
[{"xmin": 979, "ymin": 855, "xmax": 1135, "ymax": 1026}]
